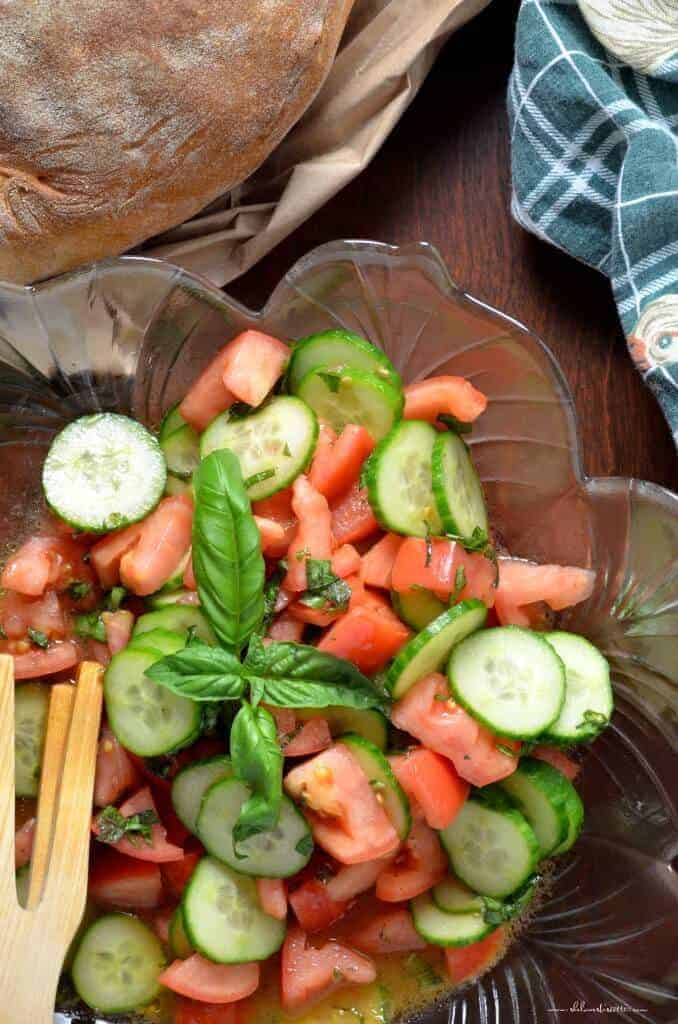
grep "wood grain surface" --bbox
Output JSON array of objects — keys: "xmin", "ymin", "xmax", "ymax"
[{"xmin": 229, "ymin": 0, "xmax": 677, "ymax": 492}]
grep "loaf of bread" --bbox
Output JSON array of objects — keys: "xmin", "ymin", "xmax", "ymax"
[{"xmin": 0, "ymin": 0, "xmax": 354, "ymax": 284}]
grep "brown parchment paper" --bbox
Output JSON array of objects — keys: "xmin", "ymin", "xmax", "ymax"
[{"xmin": 142, "ymin": 0, "xmax": 490, "ymax": 286}]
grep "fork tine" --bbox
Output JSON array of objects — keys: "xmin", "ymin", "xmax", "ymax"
[
  {"xmin": 26, "ymin": 684, "xmax": 76, "ymax": 910},
  {"xmin": 0, "ymin": 655, "xmax": 16, "ymax": 903}
]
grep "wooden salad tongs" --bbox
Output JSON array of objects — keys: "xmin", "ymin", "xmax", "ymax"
[{"xmin": 0, "ymin": 655, "xmax": 103, "ymax": 1023}]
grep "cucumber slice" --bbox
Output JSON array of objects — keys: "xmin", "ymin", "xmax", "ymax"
[
  {"xmin": 411, "ymin": 892, "xmax": 492, "ymax": 947},
  {"xmin": 197, "ymin": 778, "xmax": 312, "ymax": 877},
  {"xmin": 15, "ymin": 865, "xmax": 29, "ymax": 908},
  {"xmin": 392, "ymin": 589, "xmax": 447, "ymax": 631},
  {"xmin": 161, "ymin": 424, "xmax": 200, "ymax": 480},
  {"xmin": 541, "ymin": 632, "xmax": 613, "ymax": 743},
  {"xmin": 182, "ymin": 856, "xmax": 286, "ymax": 962},
  {"xmin": 104, "ymin": 647, "xmax": 202, "ymax": 757},
  {"xmin": 551, "ymin": 782, "xmax": 585, "ymax": 856},
  {"xmin": 127, "ymin": 628, "xmax": 187, "ymax": 657},
  {"xmin": 432, "ymin": 876, "xmax": 485, "ymax": 915},
  {"xmin": 288, "ymin": 329, "xmax": 401, "ymax": 393},
  {"xmin": 15, "ymin": 683, "xmax": 49, "ymax": 797},
  {"xmin": 71, "ymin": 913, "xmax": 165, "ymax": 1013},
  {"xmin": 338, "ymin": 733, "xmax": 411, "ymax": 839},
  {"xmin": 42, "ymin": 413, "xmax": 166, "ymax": 533},
  {"xmin": 431, "ymin": 431, "xmax": 488, "ymax": 542},
  {"xmin": 133, "ymin": 606, "xmax": 216, "ymax": 645},
  {"xmin": 387, "ymin": 600, "xmax": 487, "ymax": 699},
  {"xmin": 171, "ymin": 755, "xmax": 233, "ymax": 834},
  {"xmin": 295, "ymin": 707, "xmax": 388, "ymax": 750},
  {"xmin": 201, "ymin": 396, "xmax": 318, "ymax": 500},
  {"xmin": 439, "ymin": 789, "xmax": 540, "ymax": 898},
  {"xmin": 499, "ymin": 757, "xmax": 574, "ymax": 857},
  {"xmin": 159, "ymin": 403, "xmax": 188, "ymax": 443},
  {"xmin": 296, "ymin": 366, "xmax": 403, "ymax": 443},
  {"xmin": 147, "ymin": 589, "xmax": 196, "ymax": 609},
  {"xmin": 169, "ymin": 906, "xmax": 194, "ymax": 959},
  {"xmin": 165, "ymin": 473, "xmax": 192, "ymax": 497},
  {"xmin": 366, "ymin": 420, "xmax": 441, "ymax": 537},
  {"xmin": 448, "ymin": 626, "xmax": 565, "ymax": 739}
]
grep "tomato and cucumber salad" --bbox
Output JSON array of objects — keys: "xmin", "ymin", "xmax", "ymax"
[{"xmin": 3, "ymin": 326, "xmax": 611, "ymax": 1023}]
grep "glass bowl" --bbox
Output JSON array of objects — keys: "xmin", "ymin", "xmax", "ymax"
[{"xmin": 0, "ymin": 240, "xmax": 676, "ymax": 1024}]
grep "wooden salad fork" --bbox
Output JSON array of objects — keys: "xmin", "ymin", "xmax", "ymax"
[{"xmin": 0, "ymin": 656, "xmax": 103, "ymax": 1023}]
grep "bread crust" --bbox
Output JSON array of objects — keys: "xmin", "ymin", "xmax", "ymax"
[{"xmin": 0, "ymin": 0, "xmax": 354, "ymax": 283}]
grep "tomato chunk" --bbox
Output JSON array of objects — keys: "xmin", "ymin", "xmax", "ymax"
[
  {"xmin": 151, "ymin": 906, "xmax": 174, "ymax": 945},
  {"xmin": 403, "ymin": 376, "xmax": 487, "ymax": 424},
  {"xmin": 325, "ymin": 854, "xmax": 394, "ymax": 902},
  {"xmin": 254, "ymin": 516, "xmax": 286, "ymax": 557},
  {"xmin": 282, "ymin": 718, "xmax": 332, "ymax": 758},
  {"xmin": 102, "ymin": 610, "xmax": 134, "ymax": 655},
  {"xmin": 287, "ymin": 602, "xmax": 342, "ymax": 628},
  {"xmin": 0, "ymin": 589, "xmax": 67, "ymax": 641},
  {"xmin": 330, "ymin": 483, "xmax": 378, "ymax": 546},
  {"xmin": 90, "ymin": 522, "xmax": 144, "ymax": 589},
  {"xmin": 13, "ymin": 640, "xmax": 80, "ymax": 680},
  {"xmin": 495, "ymin": 557, "xmax": 595, "ymax": 626},
  {"xmin": 284, "ymin": 476, "xmax": 333, "ymax": 592},
  {"xmin": 288, "ymin": 879, "xmax": 350, "ymax": 932},
  {"xmin": 348, "ymin": 908, "xmax": 427, "ymax": 954},
  {"xmin": 375, "ymin": 818, "xmax": 447, "ymax": 901},
  {"xmin": 89, "ymin": 847, "xmax": 163, "ymax": 909},
  {"xmin": 94, "ymin": 727, "xmax": 138, "ymax": 808},
  {"xmin": 2, "ymin": 537, "xmax": 61, "ymax": 597},
  {"xmin": 391, "ymin": 537, "xmax": 496, "ymax": 605},
  {"xmin": 159, "ymin": 955, "xmax": 260, "ymax": 1004},
  {"xmin": 120, "ymin": 494, "xmax": 193, "ymax": 597},
  {"xmin": 310, "ymin": 424, "xmax": 375, "ymax": 502},
  {"xmin": 360, "ymin": 533, "xmax": 403, "ymax": 590},
  {"xmin": 444, "ymin": 927, "xmax": 506, "ymax": 985},
  {"xmin": 252, "ymin": 488, "xmax": 296, "ymax": 559},
  {"xmin": 266, "ymin": 611, "xmax": 304, "ymax": 643},
  {"xmin": 256, "ymin": 878, "xmax": 287, "ymax": 921},
  {"xmin": 317, "ymin": 604, "xmax": 410, "ymax": 675},
  {"xmin": 284, "ymin": 745, "xmax": 400, "ymax": 864},
  {"xmin": 389, "ymin": 748, "xmax": 469, "ymax": 830},
  {"xmin": 308, "ymin": 423, "xmax": 338, "ymax": 492},
  {"xmin": 220, "ymin": 330, "xmax": 289, "ymax": 408},
  {"xmin": 281, "ymin": 927, "xmax": 376, "ymax": 1012},
  {"xmin": 92, "ymin": 787, "xmax": 184, "ymax": 863},
  {"xmin": 532, "ymin": 745, "xmax": 580, "ymax": 780},
  {"xmin": 15, "ymin": 817, "xmax": 35, "ymax": 869},
  {"xmin": 179, "ymin": 347, "xmax": 236, "ymax": 432},
  {"xmin": 391, "ymin": 673, "xmax": 518, "ymax": 787},
  {"xmin": 162, "ymin": 849, "xmax": 203, "ymax": 898},
  {"xmin": 331, "ymin": 544, "xmax": 362, "ymax": 579},
  {"xmin": 175, "ymin": 998, "xmax": 242, "ymax": 1024}
]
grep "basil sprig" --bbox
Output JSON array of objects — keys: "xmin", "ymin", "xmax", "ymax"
[
  {"xmin": 230, "ymin": 702, "xmax": 283, "ymax": 846},
  {"xmin": 192, "ymin": 450, "xmax": 265, "ymax": 652}
]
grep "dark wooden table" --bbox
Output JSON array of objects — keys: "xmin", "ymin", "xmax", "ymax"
[{"xmin": 230, "ymin": 0, "xmax": 677, "ymax": 492}]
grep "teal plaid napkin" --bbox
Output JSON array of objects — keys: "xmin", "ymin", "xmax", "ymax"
[{"xmin": 508, "ymin": 0, "xmax": 678, "ymax": 442}]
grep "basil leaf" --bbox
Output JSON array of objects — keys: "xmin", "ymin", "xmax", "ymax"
[
  {"xmin": 482, "ymin": 875, "xmax": 538, "ymax": 925},
  {"xmin": 95, "ymin": 805, "xmax": 159, "ymax": 848},
  {"xmin": 230, "ymin": 702, "xmax": 282, "ymax": 845},
  {"xmin": 244, "ymin": 468, "xmax": 276, "ymax": 489},
  {"xmin": 300, "ymin": 559, "xmax": 351, "ymax": 612},
  {"xmin": 193, "ymin": 450, "xmax": 265, "ymax": 652},
  {"xmin": 145, "ymin": 645, "xmax": 246, "ymax": 700},
  {"xmin": 245, "ymin": 636, "xmax": 388, "ymax": 712},
  {"xmin": 305, "ymin": 559, "xmax": 336, "ymax": 590},
  {"xmin": 67, "ymin": 580, "xmax": 92, "ymax": 601},
  {"xmin": 73, "ymin": 614, "xmax": 106, "ymax": 643},
  {"xmin": 262, "ymin": 563, "xmax": 286, "ymax": 633},
  {"xmin": 27, "ymin": 627, "xmax": 50, "ymax": 648}
]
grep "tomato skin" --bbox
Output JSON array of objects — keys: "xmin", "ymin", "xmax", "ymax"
[
  {"xmin": 403, "ymin": 376, "xmax": 487, "ymax": 424},
  {"xmin": 253, "ymin": 516, "xmax": 286, "ymax": 557},
  {"xmin": 90, "ymin": 522, "xmax": 145, "ymax": 589},
  {"xmin": 391, "ymin": 537, "xmax": 496, "ymax": 606},
  {"xmin": 532, "ymin": 745, "xmax": 580, "ymax": 780},
  {"xmin": 287, "ymin": 602, "xmax": 342, "ymax": 627},
  {"xmin": 348, "ymin": 908, "xmax": 427, "ymax": 954},
  {"xmin": 282, "ymin": 718, "xmax": 332, "ymax": 758},
  {"xmin": 310, "ymin": 424, "xmax": 375, "ymax": 503},
  {"xmin": 495, "ymin": 558, "xmax": 595, "ymax": 626},
  {"xmin": 284, "ymin": 476, "xmax": 333, "ymax": 592},
  {"xmin": 281, "ymin": 927, "xmax": 376, "ymax": 1012},
  {"xmin": 12, "ymin": 639, "xmax": 80, "ymax": 680},
  {"xmin": 331, "ymin": 543, "xmax": 362, "ymax": 579},
  {"xmin": 389, "ymin": 748, "xmax": 469, "ymax": 830},
  {"xmin": 360, "ymin": 533, "xmax": 403, "ymax": 589},
  {"xmin": 330, "ymin": 482, "xmax": 379, "ymax": 546},
  {"xmin": 120, "ymin": 494, "xmax": 194, "ymax": 597},
  {"xmin": 179, "ymin": 347, "xmax": 236, "ymax": 432},
  {"xmin": 325, "ymin": 854, "xmax": 394, "ymax": 902},
  {"xmin": 94, "ymin": 728, "xmax": 138, "ymax": 808},
  {"xmin": 288, "ymin": 878, "xmax": 350, "ymax": 932},
  {"xmin": 175, "ymin": 998, "xmax": 243, "ymax": 1024},
  {"xmin": 308, "ymin": 423, "xmax": 338, "ymax": 492},
  {"xmin": 444, "ymin": 926, "xmax": 506, "ymax": 985},
  {"xmin": 375, "ymin": 819, "xmax": 447, "ymax": 902},
  {"xmin": 15, "ymin": 817, "xmax": 36, "ymax": 869},
  {"xmin": 92, "ymin": 787, "xmax": 184, "ymax": 863},
  {"xmin": 256, "ymin": 878, "xmax": 287, "ymax": 921},
  {"xmin": 162, "ymin": 849, "xmax": 203, "ymax": 898},
  {"xmin": 220, "ymin": 330, "xmax": 288, "ymax": 407},
  {"xmin": 159, "ymin": 955, "xmax": 260, "ymax": 1004},
  {"xmin": 101, "ymin": 609, "xmax": 134, "ymax": 655},
  {"xmin": 89, "ymin": 847, "xmax": 163, "ymax": 909},
  {"xmin": 317, "ymin": 604, "xmax": 410, "ymax": 675}
]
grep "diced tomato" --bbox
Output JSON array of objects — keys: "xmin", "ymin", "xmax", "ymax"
[
  {"xmin": 532, "ymin": 745, "xmax": 580, "ymax": 780},
  {"xmin": 252, "ymin": 488, "xmax": 296, "ymax": 559},
  {"xmin": 331, "ymin": 544, "xmax": 362, "ymax": 579},
  {"xmin": 348, "ymin": 908, "xmax": 427, "ymax": 955},
  {"xmin": 444, "ymin": 926, "xmax": 506, "ymax": 985},
  {"xmin": 375, "ymin": 819, "xmax": 447, "ymax": 901},
  {"xmin": 151, "ymin": 906, "xmax": 174, "ymax": 945},
  {"xmin": 310, "ymin": 425, "xmax": 375, "ymax": 502},
  {"xmin": 325, "ymin": 854, "xmax": 394, "ymax": 902},
  {"xmin": 330, "ymin": 483, "xmax": 379, "ymax": 546},
  {"xmin": 360, "ymin": 533, "xmax": 403, "ymax": 590},
  {"xmin": 267, "ymin": 705, "xmax": 296, "ymax": 743},
  {"xmin": 403, "ymin": 376, "xmax": 487, "ymax": 425},
  {"xmin": 391, "ymin": 673, "xmax": 518, "ymax": 787},
  {"xmin": 90, "ymin": 522, "xmax": 144, "ymax": 589},
  {"xmin": 281, "ymin": 927, "xmax": 376, "ymax": 1012},
  {"xmin": 13, "ymin": 640, "xmax": 80, "ymax": 680},
  {"xmin": 160, "ymin": 955, "xmax": 260, "ymax": 1004},
  {"xmin": 120, "ymin": 495, "xmax": 193, "ymax": 597},
  {"xmin": 1, "ymin": 537, "xmax": 61, "ymax": 597},
  {"xmin": 94, "ymin": 727, "xmax": 138, "ymax": 808},
  {"xmin": 175, "ymin": 998, "xmax": 242, "ymax": 1024},
  {"xmin": 266, "ymin": 611, "xmax": 304, "ymax": 642},
  {"xmin": 317, "ymin": 603, "xmax": 410, "ymax": 675},
  {"xmin": 179, "ymin": 347, "xmax": 236, "ymax": 432},
  {"xmin": 89, "ymin": 847, "xmax": 163, "ymax": 909},
  {"xmin": 288, "ymin": 878, "xmax": 350, "ymax": 932},
  {"xmin": 0, "ymin": 589, "xmax": 67, "ymax": 641},
  {"xmin": 495, "ymin": 558, "xmax": 595, "ymax": 626},
  {"xmin": 287, "ymin": 601, "xmax": 343, "ymax": 628},
  {"xmin": 283, "ymin": 718, "xmax": 332, "ymax": 758},
  {"xmin": 151, "ymin": 780, "xmax": 192, "ymax": 847},
  {"xmin": 284, "ymin": 745, "xmax": 400, "ymax": 865},
  {"xmin": 254, "ymin": 516, "xmax": 286, "ymax": 557},
  {"xmin": 101, "ymin": 609, "xmax": 134, "ymax": 655},
  {"xmin": 129, "ymin": 737, "xmax": 226, "ymax": 794},
  {"xmin": 162, "ymin": 849, "xmax": 203, "ymax": 898},
  {"xmin": 256, "ymin": 878, "xmax": 287, "ymax": 920},
  {"xmin": 15, "ymin": 817, "xmax": 35, "ymax": 869},
  {"xmin": 284, "ymin": 476, "xmax": 333, "ymax": 592},
  {"xmin": 220, "ymin": 330, "xmax": 289, "ymax": 408},
  {"xmin": 389, "ymin": 748, "xmax": 469, "ymax": 830},
  {"xmin": 391, "ymin": 537, "xmax": 496, "ymax": 606},
  {"xmin": 92, "ymin": 787, "xmax": 184, "ymax": 863},
  {"xmin": 308, "ymin": 423, "xmax": 338, "ymax": 493},
  {"xmin": 346, "ymin": 575, "xmax": 390, "ymax": 614},
  {"xmin": 183, "ymin": 554, "xmax": 197, "ymax": 590}
]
